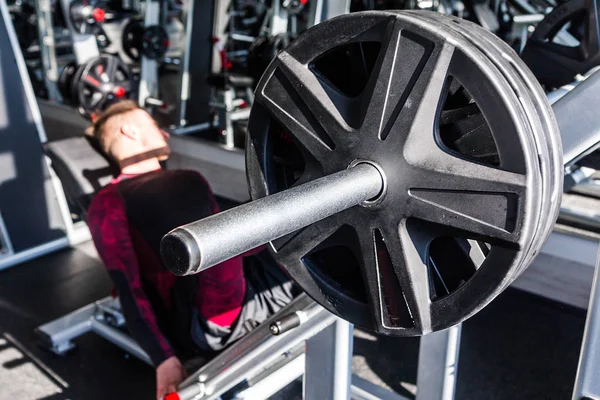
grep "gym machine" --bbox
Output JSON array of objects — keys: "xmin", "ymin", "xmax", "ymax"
[
  {"xmin": 28, "ymin": 0, "xmax": 183, "ymax": 119},
  {"xmin": 191, "ymin": 0, "xmax": 351, "ymax": 149},
  {"xmin": 23, "ymin": 3, "xmax": 593, "ymax": 398},
  {"xmin": 158, "ymin": 10, "xmax": 566, "ymax": 400},
  {"xmin": 163, "ymin": 10, "xmax": 600, "ymax": 399},
  {"xmin": 0, "ymin": 0, "xmax": 75, "ymax": 271}
]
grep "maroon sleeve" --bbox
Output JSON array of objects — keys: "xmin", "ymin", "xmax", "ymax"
[{"xmin": 88, "ymin": 185, "xmax": 174, "ymax": 366}]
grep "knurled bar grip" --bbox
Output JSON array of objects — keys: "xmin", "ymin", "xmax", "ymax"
[{"xmin": 160, "ymin": 163, "xmax": 383, "ymax": 276}]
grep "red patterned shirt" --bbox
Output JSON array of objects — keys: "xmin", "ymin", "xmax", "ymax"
[{"xmin": 88, "ymin": 170, "xmax": 246, "ymax": 365}]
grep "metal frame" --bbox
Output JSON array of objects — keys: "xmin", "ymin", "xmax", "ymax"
[
  {"xmin": 0, "ymin": 0, "xmax": 72, "ymax": 270},
  {"xmin": 270, "ymin": 0, "xmax": 289, "ymax": 35},
  {"xmin": 0, "ymin": 211, "xmax": 14, "ymax": 260},
  {"xmin": 0, "ymin": 237, "xmax": 69, "ymax": 272},
  {"xmin": 177, "ymin": 0, "xmax": 195, "ymax": 126},
  {"xmin": 35, "ymin": 0, "xmax": 62, "ymax": 101},
  {"xmin": 304, "ymin": 319, "xmax": 353, "ymax": 400},
  {"xmin": 138, "ymin": 0, "xmax": 160, "ymax": 106},
  {"xmin": 572, "ymin": 244, "xmax": 600, "ymax": 400},
  {"xmin": 35, "ymin": 296, "xmax": 152, "ymax": 366},
  {"xmin": 416, "ymin": 325, "xmax": 462, "ymax": 400},
  {"xmin": 178, "ymin": 0, "xmax": 216, "ymax": 127},
  {"xmin": 34, "ymin": 276, "xmax": 462, "ymax": 400},
  {"xmin": 308, "ymin": 0, "xmax": 350, "ymax": 27},
  {"xmin": 173, "ymin": 293, "xmax": 460, "ymax": 400},
  {"xmin": 208, "ymin": 86, "xmax": 252, "ymax": 148}
]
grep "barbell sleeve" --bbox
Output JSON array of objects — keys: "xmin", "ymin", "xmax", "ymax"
[{"xmin": 160, "ymin": 162, "xmax": 384, "ymax": 276}]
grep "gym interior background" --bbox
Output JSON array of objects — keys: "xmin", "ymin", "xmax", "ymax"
[{"xmin": 1, "ymin": 0, "xmax": 600, "ymax": 399}]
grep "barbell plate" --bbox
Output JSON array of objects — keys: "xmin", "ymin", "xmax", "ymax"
[
  {"xmin": 246, "ymin": 11, "xmax": 545, "ymax": 335},
  {"xmin": 72, "ymin": 55, "xmax": 134, "ymax": 115},
  {"xmin": 411, "ymin": 10, "xmax": 563, "ymax": 278},
  {"xmin": 415, "ymin": 11, "xmax": 562, "ymax": 273}
]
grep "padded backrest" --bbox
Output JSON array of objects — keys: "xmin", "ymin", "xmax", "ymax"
[{"xmin": 43, "ymin": 137, "xmax": 118, "ymax": 219}]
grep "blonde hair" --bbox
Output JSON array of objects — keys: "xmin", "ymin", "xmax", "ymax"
[{"xmin": 85, "ymin": 100, "xmax": 141, "ymax": 155}]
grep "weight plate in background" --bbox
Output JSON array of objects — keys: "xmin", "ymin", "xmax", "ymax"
[
  {"xmin": 71, "ymin": 55, "xmax": 133, "ymax": 115},
  {"xmin": 69, "ymin": 0, "xmax": 105, "ymax": 35},
  {"xmin": 122, "ymin": 21, "xmax": 169, "ymax": 61},
  {"xmin": 141, "ymin": 25, "xmax": 169, "ymax": 60},
  {"xmin": 521, "ymin": 0, "xmax": 600, "ymax": 89},
  {"xmin": 10, "ymin": 9, "xmax": 37, "ymax": 50},
  {"xmin": 248, "ymin": 33, "xmax": 292, "ymax": 84},
  {"xmin": 122, "ymin": 18, "xmax": 144, "ymax": 62},
  {"xmin": 58, "ymin": 61, "xmax": 79, "ymax": 103},
  {"xmin": 247, "ymin": 11, "xmax": 554, "ymax": 336},
  {"xmin": 281, "ymin": 0, "xmax": 307, "ymax": 15}
]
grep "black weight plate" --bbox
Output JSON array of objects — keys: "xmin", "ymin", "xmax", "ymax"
[
  {"xmin": 10, "ymin": 10, "xmax": 36, "ymax": 50},
  {"xmin": 404, "ymin": 11, "xmax": 546, "ymax": 279},
  {"xmin": 141, "ymin": 25, "xmax": 169, "ymax": 60},
  {"xmin": 521, "ymin": 0, "xmax": 600, "ymax": 88},
  {"xmin": 282, "ymin": 0, "xmax": 306, "ymax": 15},
  {"xmin": 72, "ymin": 55, "xmax": 134, "ymax": 115},
  {"xmin": 58, "ymin": 61, "xmax": 79, "ymax": 103},
  {"xmin": 233, "ymin": 1, "xmax": 266, "ymax": 31},
  {"xmin": 122, "ymin": 18, "xmax": 144, "ymax": 62},
  {"xmin": 69, "ymin": 0, "xmax": 105, "ymax": 35},
  {"xmin": 473, "ymin": 28, "xmax": 563, "ymax": 274},
  {"xmin": 248, "ymin": 34, "xmax": 291, "ymax": 83},
  {"xmin": 407, "ymin": 12, "xmax": 562, "ymax": 275},
  {"xmin": 246, "ymin": 11, "xmax": 542, "ymax": 336}
]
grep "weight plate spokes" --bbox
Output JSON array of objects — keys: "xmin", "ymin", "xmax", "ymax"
[
  {"xmin": 69, "ymin": 0, "xmax": 105, "ymax": 35},
  {"xmin": 409, "ymin": 12, "xmax": 562, "ymax": 275},
  {"xmin": 247, "ymin": 11, "xmax": 546, "ymax": 335},
  {"xmin": 72, "ymin": 55, "xmax": 133, "ymax": 115}
]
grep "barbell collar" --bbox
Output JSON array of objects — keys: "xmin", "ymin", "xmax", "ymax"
[{"xmin": 161, "ymin": 162, "xmax": 384, "ymax": 276}]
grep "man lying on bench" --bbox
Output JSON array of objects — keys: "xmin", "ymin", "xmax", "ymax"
[{"xmin": 85, "ymin": 101, "xmax": 297, "ymax": 399}]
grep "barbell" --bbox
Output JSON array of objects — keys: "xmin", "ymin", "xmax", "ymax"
[{"xmin": 161, "ymin": 11, "xmax": 563, "ymax": 336}]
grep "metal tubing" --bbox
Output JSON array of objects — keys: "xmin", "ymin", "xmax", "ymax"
[
  {"xmin": 177, "ymin": 300, "xmax": 336, "ymax": 400},
  {"xmin": 232, "ymin": 354, "xmax": 305, "ymax": 399},
  {"xmin": 91, "ymin": 320, "xmax": 153, "ymax": 366},
  {"xmin": 161, "ymin": 163, "xmax": 383, "ymax": 275},
  {"xmin": 415, "ymin": 324, "xmax": 462, "ymax": 400},
  {"xmin": 304, "ymin": 319, "xmax": 354, "ymax": 400},
  {"xmin": 572, "ymin": 244, "xmax": 600, "ymax": 400}
]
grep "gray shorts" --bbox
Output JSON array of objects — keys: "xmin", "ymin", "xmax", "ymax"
[{"xmin": 190, "ymin": 252, "xmax": 298, "ymax": 352}]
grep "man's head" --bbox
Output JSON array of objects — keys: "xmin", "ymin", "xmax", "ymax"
[{"xmin": 86, "ymin": 100, "xmax": 169, "ymax": 167}]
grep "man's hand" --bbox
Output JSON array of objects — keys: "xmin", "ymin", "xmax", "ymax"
[{"xmin": 156, "ymin": 356, "xmax": 187, "ymax": 399}]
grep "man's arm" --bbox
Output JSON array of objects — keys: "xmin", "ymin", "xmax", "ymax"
[{"xmin": 87, "ymin": 186, "xmax": 175, "ymax": 366}]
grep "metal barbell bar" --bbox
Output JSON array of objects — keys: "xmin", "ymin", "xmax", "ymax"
[{"xmin": 160, "ymin": 162, "xmax": 384, "ymax": 276}]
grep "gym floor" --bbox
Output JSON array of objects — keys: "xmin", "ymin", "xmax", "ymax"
[{"xmin": 0, "ymin": 241, "xmax": 584, "ymax": 400}]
